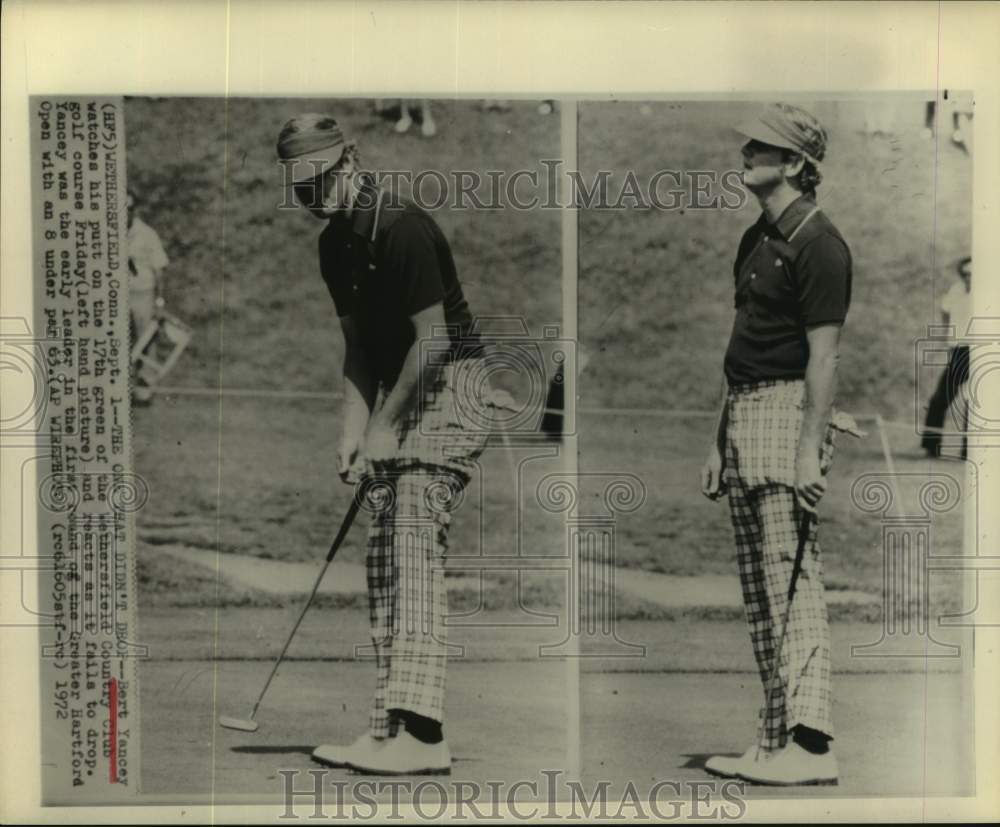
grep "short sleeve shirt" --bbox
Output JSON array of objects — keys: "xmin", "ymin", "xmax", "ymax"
[
  {"xmin": 724, "ymin": 195, "xmax": 852, "ymax": 385},
  {"xmin": 127, "ymin": 217, "xmax": 169, "ymax": 292},
  {"xmin": 318, "ymin": 178, "xmax": 477, "ymax": 388}
]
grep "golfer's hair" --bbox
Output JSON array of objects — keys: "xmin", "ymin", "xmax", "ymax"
[
  {"xmin": 277, "ymin": 113, "xmax": 336, "ymax": 144},
  {"xmin": 277, "ymin": 113, "xmax": 360, "ymax": 170},
  {"xmin": 338, "ymin": 140, "xmax": 360, "ymax": 171},
  {"xmin": 782, "ymin": 150, "xmax": 823, "ymax": 196}
]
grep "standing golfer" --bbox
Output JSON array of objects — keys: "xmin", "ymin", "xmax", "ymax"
[
  {"xmin": 701, "ymin": 104, "xmax": 853, "ymax": 785},
  {"xmin": 277, "ymin": 114, "xmax": 487, "ymax": 775}
]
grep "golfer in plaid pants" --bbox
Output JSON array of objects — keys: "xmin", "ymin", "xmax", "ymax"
[
  {"xmin": 276, "ymin": 114, "xmax": 488, "ymax": 775},
  {"xmin": 701, "ymin": 104, "xmax": 853, "ymax": 786}
]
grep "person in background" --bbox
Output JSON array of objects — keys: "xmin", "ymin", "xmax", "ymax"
[
  {"xmin": 127, "ymin": 189, "xmax": 169, "ymax": 404},
  {"xmin": 701, "ymin": 103, "xmax": 854, "ymax": 786},
  {"xmin": 922, "ymin": 257, "xmax": 972, "ymax": 459},
  {"xmin": 922, "ymin": 94, "xmax": 974, "ymax": 152},
  {"xmin": 373, "ymin": 99, "xmax": 437, "ymax": 137}
]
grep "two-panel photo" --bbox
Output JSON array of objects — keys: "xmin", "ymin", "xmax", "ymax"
[{"xmin": 30, "ymin": 92, "xmax": 977, "ymax": 812}]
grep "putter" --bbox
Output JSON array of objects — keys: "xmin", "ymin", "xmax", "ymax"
[
  {"xmin": 219, "ymin": 494, "xmax": 363, "ymax": 733},
  {"xmin": 754, "ymin": 507, "xmax": 813, "ymax": 761}
]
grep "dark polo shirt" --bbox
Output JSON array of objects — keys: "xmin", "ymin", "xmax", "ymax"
[
  {"xmin": 318, "ymin": 178, "xmax": 478, "ymax": 389},
  {"xmin": 724, "ymin": 195, "xmax": 852, "ymax": 385}
]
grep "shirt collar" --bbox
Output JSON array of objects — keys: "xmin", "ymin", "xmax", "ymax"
[
  {"xmin": 349, "ymin": 173, "xmax": 381, "ymax": 240},
  {"xmin": 766, "ymin": 194, "xmax": 817, "ymax": 241}
]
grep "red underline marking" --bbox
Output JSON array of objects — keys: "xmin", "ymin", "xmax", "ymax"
[{"xmin": 108, "ymin": 678, "xmax": 118, "ymax": 783}]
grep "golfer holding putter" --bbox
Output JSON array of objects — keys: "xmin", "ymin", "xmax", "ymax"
[
  {"xmin": 277, "ymin": 114, "xmax": 488, "ymax": 775},
  {"xmin": 701, "ymin": 103, "xmax": 853, "ymax": 786}
]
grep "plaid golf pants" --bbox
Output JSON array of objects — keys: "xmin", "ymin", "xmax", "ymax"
[
  {"xmin": 365, "ymin": 359, "xmax": 489, "ymax": 738},
  {"xmin": 724, "ymin": 379, "xmax": 839, "ymax": 749}
]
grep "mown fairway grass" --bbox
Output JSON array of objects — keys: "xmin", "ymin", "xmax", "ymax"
[
  {"xmin": 130, "ymin": 97, "xmax": 973, "ymax": 623},
  {"xmin": 577, "ymin": 99, "xmax": 973, "ymax": 620},
  {"xmin": 125, "ymin": 97, "xmax": 562, "ymax": 389},
  {"xmin": 578, "ymin": 99, "xmax": 972, "ymax": 416},
  {"xmin": 134, "ymin": 394, "xmax": 567, "ymax": 613},
  {"xmin": 577, "ymin": 412, "xmax": 968, "ymax": 621},
  {"xmin": 127, "ymin": 97, "xmax": 564, "ymax": 608}
]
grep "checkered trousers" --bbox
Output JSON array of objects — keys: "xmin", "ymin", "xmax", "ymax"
[
  {"xmin": 724, "ymin": 379, "xmax": 838, "ymax": 749},
  {"xmin": 365, "ymin": 360, "xmax": 488, "ymax": 738}
]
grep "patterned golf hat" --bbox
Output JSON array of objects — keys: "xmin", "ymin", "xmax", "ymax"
[
  {"xmin": 736, "ymin": 103, "xmax": 828, "ymax": 166},
  {"xmin": 276, "ymin": 114, "xmax": 347, "ymax": 184}
]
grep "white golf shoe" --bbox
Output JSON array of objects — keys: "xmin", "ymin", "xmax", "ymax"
[
  {"xmin": 347, "ymin": 730, "xmax": 451, "ymax": 776},
  {"xmin": 312, "ymin": 733, "xmax": 382, "ymax": 768},
  {"xmin": 737, "ymin": 741, "xmax": 839, "ymax": 786},
  {"xmin": 704, "ymin": 744, "xmax": 775, "ymax": 779}
]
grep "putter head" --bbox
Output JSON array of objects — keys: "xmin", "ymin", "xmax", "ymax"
[{"xmin": 219, "ymin": 715, "xmax": 259, "ymax": 732}]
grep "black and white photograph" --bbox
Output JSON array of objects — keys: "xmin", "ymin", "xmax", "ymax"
[
  {"xmin": 125, "ymin": 96, "xmax": 572, "ymax": 796},
  {"xmin": 576, "ymin": 96, "xmax": 976, "ymax": 796}
]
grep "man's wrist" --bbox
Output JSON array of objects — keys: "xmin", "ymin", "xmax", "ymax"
[
  {"xmin": 798, "ymin": 412, "xmax": 828, "ymax": 456},
  {"xmin": 797, "ymin": 442, "xmax": 822, "ymax": 464},
  {"xmin": 369, "ymin": 409, "xmax": 396, "ymax": 430}
]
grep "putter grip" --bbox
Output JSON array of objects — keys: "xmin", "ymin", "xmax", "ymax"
[{"xmin": 325, "ymin": 495, "xmax": 362, "ymax": 562}]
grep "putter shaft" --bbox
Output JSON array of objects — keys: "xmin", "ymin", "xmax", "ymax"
[
  {"xmin": 227, "ymin": 495, "xmax": 362, "ymax": 729},
  {"xmin": 756, "ymin": 508, "xmax": 812, "ymax": 760}
]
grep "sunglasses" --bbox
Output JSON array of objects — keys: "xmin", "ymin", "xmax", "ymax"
[{"xmin": 292, "ymin": 163, "xmax": 352, "ymax": 209}]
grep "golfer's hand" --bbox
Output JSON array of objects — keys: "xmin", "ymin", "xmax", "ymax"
[
  {"xmin": 795, "ymin": 452, "xmax": 826, "ymax": 513},
  {"xmin": 363, "ymin": 418, "xmax": 399, "ymax": 466},
  {"xmin": 701, "ymin": 446, "xmax": 727, "ymax": 501},
  {"xmin": 337, "ymin": 435, "xmax": 365, "ymax": 484}
]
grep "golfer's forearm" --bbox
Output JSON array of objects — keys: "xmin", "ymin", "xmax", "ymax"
[
  {"xmin": 800, "ymin": 349, "xmax": 837, "ymax": 458},
  {"xmin": 376, "ymin": 304, "xmax": 447, "ymax": 428},
  {"xmin": 376, "ymin": 341, "xmax": 435, "ymax": 427},
  {"xmin": 342, "ymin": 352, "xmax": 377, "ymax": 439},
  {"xmin": 712, "ymin": 376, "xmax": 729, "ymax": 453}
]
